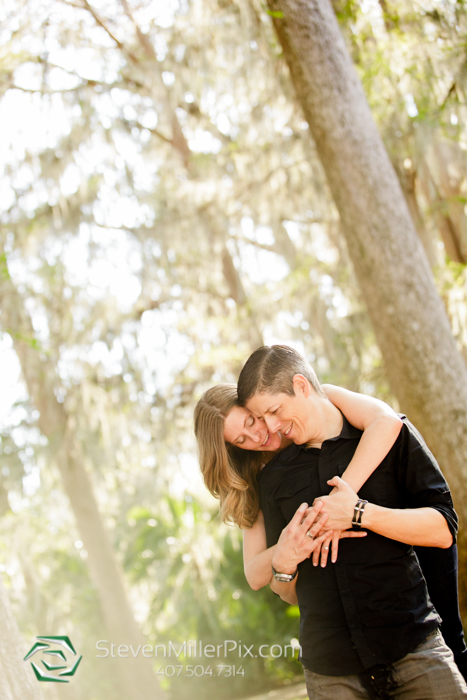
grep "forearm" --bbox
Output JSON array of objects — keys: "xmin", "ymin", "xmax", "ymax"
[
  {"xmin": 243, "ymin": 504, "xmax": 325, "ymax": 591},
  {"xmin": 341, "ymin": 414, "xmax": 403, "ymax": 492},
  {"xmin": 270, "ymin": 575, "xmax": 299, "ymax": 605},
  {"xmin": 244, "ymin": 545, "xmax": 276, "ymax": 590},
  {"xmin": 319, "ymin": 476, "xmax": 454, "ymax": 549},
  {"xmin": 245, "ymin": 544, "xmax": 299, "ymax": 602},
  {"xmin": 244, "ymin": 540, "xmax": 299, "ymax": 601},
  {"xmin": 362, "ymin": 505, "xmax": 453, "ymax": 548}
]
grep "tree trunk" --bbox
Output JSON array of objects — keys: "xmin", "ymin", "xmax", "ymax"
[
  {"xmin": 266, "ymin": 0, "xmax": 467, "ymax": 605},
  {"xmin": 0, "ymin": 576, "xmax": 45, "ymax": 700},
  {"xmin": 395, "ymin": 162, "xmax": 439, "ymax": 268},
  {"xmin": 0, "ymin": 265, "xmax": 164, "ymax": 700}
]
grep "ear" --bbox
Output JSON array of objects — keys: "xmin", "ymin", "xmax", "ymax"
[{"xmin": 292, "ymin": 374, "xmax": 311, "ymax": 398}]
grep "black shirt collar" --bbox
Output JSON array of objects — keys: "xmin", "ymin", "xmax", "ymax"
[{"xmin": 281, "ymin": 412, "xmax": 362, "ymax": 462}]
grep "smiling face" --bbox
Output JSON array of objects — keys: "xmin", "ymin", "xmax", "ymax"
[
  {"xmin": 223, "ymin": 405, "xmax": 283, "ymax": 452},
  {"xmin": 245, "ymin": 375, "xmax": 327, "ymax": 446}
]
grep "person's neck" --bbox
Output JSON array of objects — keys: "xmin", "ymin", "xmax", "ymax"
[
  {"xmin": 305, "ymin": 396, "xmax": 343, "ymax": 448},
  {"xmin": 323, "ymin": 397, "xmax": 344, "ymax": 439}
]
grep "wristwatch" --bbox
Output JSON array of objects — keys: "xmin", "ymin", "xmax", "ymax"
[{"xmin": 272, "ymin": 565, "xmax": 298, "ymax": 582}]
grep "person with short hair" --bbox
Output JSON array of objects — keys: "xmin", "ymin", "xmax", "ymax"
[{"xmin": 236, "ymin": 344, "xmax": 467, "ymax": 699}]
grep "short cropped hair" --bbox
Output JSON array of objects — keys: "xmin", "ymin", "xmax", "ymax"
[{"xmin": 237, "ymin": 345, "xmax": 325, "ymax": 405}]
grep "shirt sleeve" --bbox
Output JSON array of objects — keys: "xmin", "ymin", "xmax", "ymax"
[{"xmin": 395, "ymin": 418, "xmax": 458, "ymax": 541}]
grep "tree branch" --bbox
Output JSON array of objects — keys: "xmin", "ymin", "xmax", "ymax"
[
  {"xmin": 60, "ymin": 0, "xmax": 140, "ymax": 64},
  {"xmin": 119, "ymin": 118, "xmax": 174, "ymax": 146}
]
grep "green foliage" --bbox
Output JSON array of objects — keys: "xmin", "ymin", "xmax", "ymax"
[{"xmin": 122, "ymin": 494, "xmax": 302, "ymax": 699}]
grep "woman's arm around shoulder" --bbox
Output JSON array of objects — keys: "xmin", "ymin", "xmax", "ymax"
[{"xmin": 321, "ymin": 384, "xmax": 403, "ymax": 492}]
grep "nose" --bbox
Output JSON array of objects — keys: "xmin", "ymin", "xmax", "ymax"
[
  {"xmin": 265, "ymin": 415, "xmax": 281, "ymax": 433},
  {"xmin": 245, "ymin": 428, "xmax": 262, "ymax": 443}
]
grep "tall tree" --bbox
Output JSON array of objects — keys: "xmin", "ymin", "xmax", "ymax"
[
  {"xmin": 265, "ymin": 0, "xmax": 467, "ymax": 595},
  {"xmin": 0, "ymin": 256, "xmax": 164, "ymax": 700}
]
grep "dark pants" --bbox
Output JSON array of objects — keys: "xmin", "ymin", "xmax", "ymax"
[{"xmin": 415, "ymin": 543, "xmax": 467, "ymax": 680}]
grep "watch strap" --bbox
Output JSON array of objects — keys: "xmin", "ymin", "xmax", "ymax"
[
  {"xmin": 352, "ymin": 499, "xmax": 368, "ymax": 528},
  {"xmin": 272, "ymin": 565, "xmax": 298, "ymax": 582}
]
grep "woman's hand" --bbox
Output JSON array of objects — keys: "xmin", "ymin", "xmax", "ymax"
[
  {"xmin": 309, "ymin": 528, "xmax": 367, "ymax": 567},
  {"xmin": 272, "ymin": 501, "xmax": 333, "ymax": 573}
]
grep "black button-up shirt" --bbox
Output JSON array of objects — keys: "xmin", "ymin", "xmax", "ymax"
[{"xmin": 258, "ymin": 415, "xmax": 458, "ymax": 676}]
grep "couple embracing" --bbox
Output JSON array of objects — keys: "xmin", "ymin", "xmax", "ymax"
[{"xmin": 194, "ymin": 345, "xmax": 467, "ymax": 699}]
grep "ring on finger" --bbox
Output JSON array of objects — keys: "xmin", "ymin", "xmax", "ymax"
[
  {"xmin": 323, "ymin": 546, "xmax": 329, "ymax": 550},
  {"xmin": 306, "ymin": 530, "xmax": 314, "ymax": 539}
]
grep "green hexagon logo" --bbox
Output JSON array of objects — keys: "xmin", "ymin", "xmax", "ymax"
[{"xmin": 24, "ymin": 635, "xmax": 82, "ymax": 683}]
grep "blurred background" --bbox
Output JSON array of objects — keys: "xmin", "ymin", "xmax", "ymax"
[{"xmin": 1, "ymin": 0, "xmax": 467, "ymax": 699}]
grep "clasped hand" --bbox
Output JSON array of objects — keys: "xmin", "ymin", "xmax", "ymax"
[
  {"xmin": 273, "ymin": 480, "xmax": 366, "ymax": 572},
  {"xmin": 314, "ymin": 476, "xmax": 361, "ymax": 530},
  {"xmin": 309, "ymin": 476, "xmax": 366, "ymax": 566}
]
